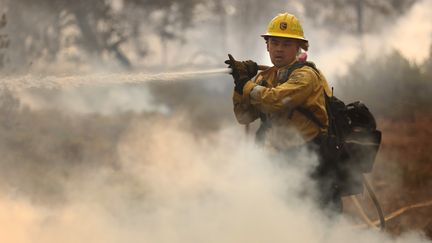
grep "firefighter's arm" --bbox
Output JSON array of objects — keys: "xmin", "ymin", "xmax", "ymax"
[
  {"xmin": 242, "ymin": 69, "xmax": 317, "ymax": 114},
  {"xmin": 233, "ymin": 90, "xmax": 260, "ymax": 124}
]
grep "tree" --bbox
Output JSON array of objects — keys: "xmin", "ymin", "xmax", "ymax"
[
  {"xmin": 1, "ymin": 0, "xmax": 217, "ymax": 70},
  {"xmin": 302, "ymin": 0, "xmax": 419, "ymax": 35},
  {"xmin": 337, "ymin": 50, "xmax": 431, "ymax": 119},
  {"xmin": 2, "ymin": 0, "xmax": 132, "ymax": 70},
  {"xmin": 121, "ymin": 0, "xmax": 208, "ymax": 67},
  {"xmin": 0, "ymin": 13, "xmax": 8, "ymax": 69},
  {"xmin": 66, "ymin": 0, "xmax": 132, "ymax": 68}
]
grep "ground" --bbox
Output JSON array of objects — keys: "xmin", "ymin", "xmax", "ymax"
[{"xmin": 343, "ymin": 115, "xmax": 432, "ymax": 237}]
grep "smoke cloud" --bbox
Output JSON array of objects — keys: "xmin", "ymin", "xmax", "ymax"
[
  {"xmin": 0, "ymin": 0, "xmax": 431, "ymax": 242},
  {"xmin": 0, "ymin": 106, "xmax": 430, "ymax": 242},
  {"xmin": 304, "ymin": 0, "xmax": 432, "ymax": 79}
]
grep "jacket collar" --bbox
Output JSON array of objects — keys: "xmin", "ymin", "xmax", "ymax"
[{"xmin": 275, "ymin": 58, "xmax": 298, "ymax": 83}]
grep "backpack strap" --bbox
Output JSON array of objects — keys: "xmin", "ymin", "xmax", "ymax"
[
  {"xmin": 295, "ymin": 107, "xmax": 325, "ymax": 129},
  {"xmin": 281, "ymin": 61, "xmax": 319, "ymax": 83},
  {"xmin": 283, "ymin": 61, "xmax": 325, "ymax": 129}
]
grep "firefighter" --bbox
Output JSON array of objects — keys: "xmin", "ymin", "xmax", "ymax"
[{"xmin": 225, "ymin": 13, "xmax": 341, "ymax": 211}]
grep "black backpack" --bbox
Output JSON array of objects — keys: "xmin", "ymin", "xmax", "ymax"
[
  {"xmin": 276, "ymin": 61, "xmax": 382, "ymax": 195},
  {"xmin": 318, "ymin": 93, "xmax": 382, "ymax": 195}
]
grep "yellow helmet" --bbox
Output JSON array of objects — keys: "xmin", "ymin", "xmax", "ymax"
[{"xmin": 261, "ymin": 13, "xmax": 309, "ymax": 51}]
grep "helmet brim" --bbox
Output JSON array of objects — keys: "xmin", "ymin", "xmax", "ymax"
[{"xmin": 261, "ymin": 33, "xmax": 309, "ymax": 51}]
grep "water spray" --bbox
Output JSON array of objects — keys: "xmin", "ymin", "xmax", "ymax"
[{"xmin": 0, "ymin": 65, "xmax": 270, "ymax": 91}]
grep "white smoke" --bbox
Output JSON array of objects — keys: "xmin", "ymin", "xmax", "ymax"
[
  {"xmin": 0, "ymin": 1, "xmax": 431, "ymax": 242},
  {"xmin": 0, "ymin": 117, "xmax": 430, "ymax": 243},
  {"xmin": 15, "ymin": 85, "xmax": 171, "ymax": 115},
  {"xmin": 300, "ymin": 0, "xmax": 432, "ymax": 79}
]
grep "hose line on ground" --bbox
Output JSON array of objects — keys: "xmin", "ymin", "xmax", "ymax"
[
  {"xmin": 363, "ymin": 174, "xmax": 386, "ymax": 230},
  {"xmin": 350, "ymin": 174, "xmax": 385, "ymax": 230},
  {"xmin": 350, "ymin": 195, "xmax": 379, "ymax": 229}
]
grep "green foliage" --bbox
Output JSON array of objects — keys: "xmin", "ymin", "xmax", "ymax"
[{"xmin": 336, "ymin": 50, "xmax": 432, "ymax": 119}]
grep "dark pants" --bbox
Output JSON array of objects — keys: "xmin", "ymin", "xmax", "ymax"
[
  {"xmin": 279, "ymin": 136, "xmax": 343, "ymax": 213},
  {"xmin": 307, "ymin": 135, "xmax": 343, "ymax": 213}
]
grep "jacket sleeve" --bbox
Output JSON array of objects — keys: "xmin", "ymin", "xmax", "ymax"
[
  {"xmin": 242, "ymin": 68, "xmax": 318, "ymax": 114},
  {"xmin": 232, "ymin": 90, "xmax": 260, "ymax": 124}
]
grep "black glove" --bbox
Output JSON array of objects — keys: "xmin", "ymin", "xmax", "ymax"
[{"xmin": 225, "ymin": 54, "xmax": 258, "ymax": 94}]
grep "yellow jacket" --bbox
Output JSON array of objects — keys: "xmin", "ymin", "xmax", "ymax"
[{"xmin": 233, "ymin": 60, "xmax": 332, "ymax": 150}]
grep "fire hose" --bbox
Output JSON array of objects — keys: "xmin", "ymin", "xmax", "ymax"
[
  {"xmin": 352, "ymin": 181, "xmax": 432, "ymax": 230},
  {"xmin": 350, "ymin": 174, "xmax": 385, "ymax": 230}
]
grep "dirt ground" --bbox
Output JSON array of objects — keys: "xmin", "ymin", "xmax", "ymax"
[{"xmin": 343, "ymin": 115, "xmax": 432, "ymax": 238}]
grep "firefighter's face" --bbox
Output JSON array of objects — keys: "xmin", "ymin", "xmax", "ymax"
[{"xmin": 267, "ymin": 37, "xmax": 300, "ymax": 67}]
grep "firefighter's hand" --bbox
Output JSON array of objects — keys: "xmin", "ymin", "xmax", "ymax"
[{"xmin": 225, "ymin": 54, "xmax": 258, "ymax": 94}]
